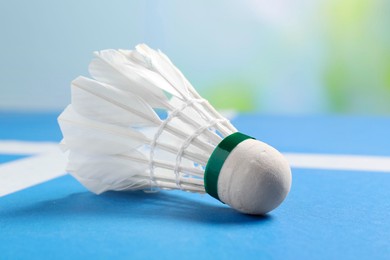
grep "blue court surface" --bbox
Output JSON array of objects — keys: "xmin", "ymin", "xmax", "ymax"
[{"xmin": 1, "ymin": 112, "xmax": 390, "ymax": 259}]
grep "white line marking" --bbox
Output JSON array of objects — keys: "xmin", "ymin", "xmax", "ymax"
[
  {"xmin": 1, "ymin": 141, "xmax": 390, "ymax": 197},
  {"xmin": 0, "ymin": 141, "xmax": 59, "ymax": 155},
  {"xmin": 284, "ymin": 153, "xmax": 390, "ymax": 173},
  {"xmin": 0, "ymin": 149, "xmax": 67, "ymax": 197}
]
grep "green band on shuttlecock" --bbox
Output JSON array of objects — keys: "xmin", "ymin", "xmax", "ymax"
[{"xmin": 204, "ymin": 132, "xmax": 254, "ymax": 201}]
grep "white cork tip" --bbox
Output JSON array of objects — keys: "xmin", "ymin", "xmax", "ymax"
[{"xmin": 217, "ymin": 139, "xmax": 292, "ymax": 215}]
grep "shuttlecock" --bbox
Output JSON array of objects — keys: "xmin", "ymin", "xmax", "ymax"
[{"xmin": 58, "ymin": 44, "xmax": 292, "ymax": 215}]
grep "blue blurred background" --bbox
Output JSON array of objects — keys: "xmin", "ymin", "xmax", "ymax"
[{"xmin": 1, "ymin": 0, "xmax": 389, "ymax": 114}]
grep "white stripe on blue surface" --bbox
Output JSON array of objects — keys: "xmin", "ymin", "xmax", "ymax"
[{"xmin": 0, "ymin": 141, "xmax": 390, "ymax": 197}]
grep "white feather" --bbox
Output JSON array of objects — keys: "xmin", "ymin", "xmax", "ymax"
[
  {"xmin": 67, "ymin": 151, "xmax": 150, "ymax": 194},
  {"xmin": 58, "ymin": 44, "xmax": 236, "ymax": 194},
  {"xmin": 89, "ymin": 49, "xmax": 183, "ymax": 107},
  {"xmin": 134, "ymin": 44, "xmax": 190, "ymax": 98},
  {"xmin": 58, "ymin": 106, "xmax": 146, "ymax": 155},
  {"xmin": 71, "ymin": 76, "xmax": 161, "ymax": 127}
]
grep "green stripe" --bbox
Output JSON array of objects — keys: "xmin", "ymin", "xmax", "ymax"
[{"xmin": 204, "ymin": 132, "xmax": 254, "ymax": 201}]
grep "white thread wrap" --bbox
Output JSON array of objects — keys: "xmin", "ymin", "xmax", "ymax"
[
  {"xmin": 149, "ymin": 98, "xmax": 216, "ymax": 190},
  {"xmin": 173, "ymin": 118, "xmax": 226, "ymax": 189}
]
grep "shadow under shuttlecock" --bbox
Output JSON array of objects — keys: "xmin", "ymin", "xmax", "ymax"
[
  {"xmin": 1, "ymin": 191, "xmax": 272, "ymax": 225},
  {"xmin": 101, "ymin": 190, "xmax": 272, "ymax": 224}
]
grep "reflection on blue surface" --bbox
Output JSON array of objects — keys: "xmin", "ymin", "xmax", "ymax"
[
  {"xmin": 1, "ymin": 113, "xmax": 390, "ymax": 258},
  {"xmin": 1, "ymin": 170, "xmax": 390, "ymax": 259}
]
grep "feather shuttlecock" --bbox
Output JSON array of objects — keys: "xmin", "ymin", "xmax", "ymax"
[{"xmin": 58, "ymin": 44, "xmax": 292, "ymax": 215}]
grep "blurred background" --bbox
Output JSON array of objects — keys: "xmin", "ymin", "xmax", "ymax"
[{"xmin": 0, "ymin": 0, "xmax": 389, "ymax": 114}]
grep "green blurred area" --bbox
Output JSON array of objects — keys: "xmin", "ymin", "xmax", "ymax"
[
  {"xmin": 1, "ymin": 0, "xmax": 389, "ymax": 114},
  {"xmin": 203, "ymin": 80, "xmax": 257, "ymax": 112},
  {"xmin": 323, "ymin": 0, "xmax": 390, "ymax": 114},
  {"xmin": 205, "ymin": 0, "xmax": 390, "ymax": 114}
]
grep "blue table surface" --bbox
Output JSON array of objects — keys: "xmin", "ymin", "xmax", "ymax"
[{"xmin": 1, "ymin": 112, "xmax": 390, "ymax": 259}]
